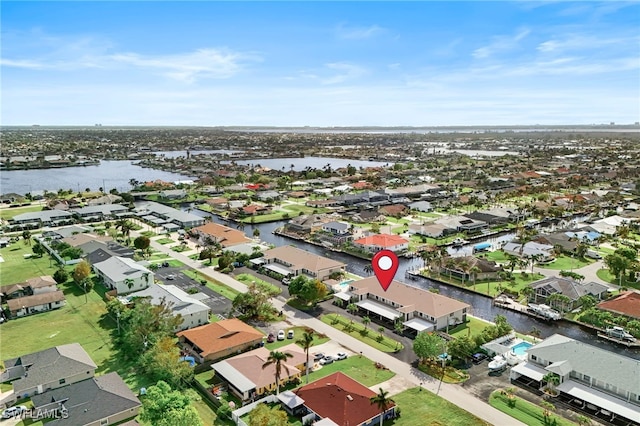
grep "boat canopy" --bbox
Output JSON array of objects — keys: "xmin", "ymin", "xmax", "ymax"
[{"xmin": 474, "ymin": 242, "xmax": 491, "ymax": 251}]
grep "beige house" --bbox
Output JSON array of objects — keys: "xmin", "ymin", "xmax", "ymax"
[
  {"xmin": 177, "ymin": 319, "xmax": 264, "ymax": 363},
  {"xmin": 212, "ymin": 343, "xmax": 306, "ymax": 401},
  {"xmin": 258, "ymin": 246, "xmax": 346, "ymax": 281},
  {"xmin": 1, "ymin": 343, "xmax": 97, "ymax": 402},
  {"xmin": 192, "ymin": 222, "xmax": 251, "ymax": 248},
  {"xmin": 347, "ymin": 277, "xmax": 470, "ymax": 335},
  {"xmin": 7, "ymin": 290, "xmax": 66, "ymax": 318}
]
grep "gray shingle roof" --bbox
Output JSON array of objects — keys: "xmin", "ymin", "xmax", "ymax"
[
  {"xmin": 31, "ymin": 372, "xmax": 140, "ymax": 426},
  {"xmin": 5, "ymin": 343, "xmax": 97, "ymax": 395},
  {"xmin": 527, "ymin": 334, "xmax": 640, "ymax": 394}
]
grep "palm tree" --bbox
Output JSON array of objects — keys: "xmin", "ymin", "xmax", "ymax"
[
  {"xmin": 370, "ymin": 388, "xmax": 395, "ymax": 426},
  {"xmin": 363, "ymin": 264, "xmax": 373, "ymax": 275},
  {"xmin": 262, "ymin": 350, "xmax": 294, "ymax": 395},
  {"xmin": 542, "ymin": 372, "xmax": 560, "ymax": 395},
  {"xmin": 540, "ymin": 400, "xmax": 556, "ymax": 423},
  {"xmin": 296, "ymin": 331, "xmax": 315, "ymax": 384},
  {"xmin": 22, "ymin": 230, "xmax": 32, "ymax": 246},
  {"xmin": 362, "ymin": 316, "xmax": 371, "ymax": 331}
]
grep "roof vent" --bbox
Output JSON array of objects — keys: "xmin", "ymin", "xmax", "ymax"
[{"xmin": 346, "ymin": 395, "xmax": 353, "ymax": 401}]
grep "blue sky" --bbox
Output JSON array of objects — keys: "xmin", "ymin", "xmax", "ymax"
[{"xmin": 2, "ymin": 1, "xmax": 639, "ymax": 126}]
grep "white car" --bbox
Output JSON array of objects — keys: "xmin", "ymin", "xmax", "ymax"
[
  {"xmin": 2, "ymin": 405, "xmax": 27, "ymax": 419},
  {"xmin": 335, "ymin": 352, "xmax": 347, "ymax": 360},
  {"xmin": 277, "ymin": 330, "xmax": 286, "ymax": 341},
  {"xmin": 319, "ymin": 355, "xmax": 334, "ymax": 365}
]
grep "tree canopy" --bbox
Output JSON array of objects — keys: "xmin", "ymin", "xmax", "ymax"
[
  {"xmin": 140, "ymin": 381, "xmax": 202, "ymax": 426},
  {"xmin": 413, "ymin": 332, "xmax": 443, "ymax": 363}
]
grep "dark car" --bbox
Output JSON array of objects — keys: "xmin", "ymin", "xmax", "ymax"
[
  {"xmin": 313, "ymin": 352, "xmax": 325, "ymax": 361},
  {"xmin": 472, "ymin": 353, "xmax": 488, "ymax": 364},
  {"xmin": 267, "ymin": 333, "xmax": 276, "ymax": 343}
]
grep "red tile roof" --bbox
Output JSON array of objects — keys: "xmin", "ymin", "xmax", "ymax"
[
  {"xmin": 597, "ymin": 291, "xmax": 640, "ymax": 319},
  {"xmin": 294, "ymin": 372, "xmax": 392, "ymax": 426}
]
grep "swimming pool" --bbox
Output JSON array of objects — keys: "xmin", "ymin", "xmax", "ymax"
[
  {"xmin": 511, "ymin": 341, "xmax": 533, "ymax": 356},
  {"xmin": 339, "ymin": 279, "xmax": 355, "ymax": 289}
]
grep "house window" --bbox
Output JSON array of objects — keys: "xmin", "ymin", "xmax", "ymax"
[
  {"xmin": 59, "ymin": 379, "xmax": 66, "ymax": 385},
  {"xmin": 531, "ymin": 355, "xmax": 537, "ymax": 361},
  {"xmin": 100, "ymin": 419, "xmax": 108, "ymax": 426},
  {"xmin": 583, "ymin": 374, "xmax": 590, "ymax": 383}
]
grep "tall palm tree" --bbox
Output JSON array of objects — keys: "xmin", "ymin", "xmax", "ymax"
[
  {"xmin": 262, "ymin": 350, "xmax": 294, "ymax": 395},
  {"xmin": 370, "ymin": 388, "xmax": 395, "ymax": 426},
  {"xmin": 296, "ymin": 331, "xmax": 315, "ymax": 384},
  {"xmin": 362, "ymin": 316, "xmax": 371, "ymax": 331}
]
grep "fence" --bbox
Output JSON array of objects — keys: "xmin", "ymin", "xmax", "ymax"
[{"xmin": 231, "ymin": 395, "xmax": 279, "ymax": 426}]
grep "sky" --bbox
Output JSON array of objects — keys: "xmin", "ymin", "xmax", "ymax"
[{"xmin": 1, "ymin": 1, "xmax": 639, "ymax": 127}]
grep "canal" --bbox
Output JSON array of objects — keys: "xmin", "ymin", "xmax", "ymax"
[{"xmin": 187, "ymin": 207, "xmax": 640, "ymax": 360}]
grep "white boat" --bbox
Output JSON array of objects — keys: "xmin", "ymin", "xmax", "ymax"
[
  {"xmin": 488, "ymin": 355, "xmax": 507, "ymax": 371},
  {"xmin": 527, "ymin": 303, "xmax": 562, "ymax": 320},
  {"xmin": 605, "ymin": 326, "xmax": 637, "ymax": 342}
]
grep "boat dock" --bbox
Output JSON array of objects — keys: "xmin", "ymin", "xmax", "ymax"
[{"xmin": 596, "ymin": 333, "xmax": 640, "ymax": 348}]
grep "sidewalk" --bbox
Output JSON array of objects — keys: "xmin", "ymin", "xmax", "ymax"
[{"xmin": 141, "ymin": 233, "xmax": 525, "ymax": 425}]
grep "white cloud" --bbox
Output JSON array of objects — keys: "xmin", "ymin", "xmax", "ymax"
[
  {"xmin": 473, "ymin": 28, "xmax": 531, "ymax": 59},
  {"xmin": 321, "ymin": 63, "xmax": 368, "ymax": 85},
  {"xmin": 335, "ymin": 24, "xmax": 385, "ymax": 40}
]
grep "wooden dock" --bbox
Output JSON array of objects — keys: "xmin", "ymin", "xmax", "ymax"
[{"xmin": 596, "ymin": 333, "xmax": 640, "ymax": 348}]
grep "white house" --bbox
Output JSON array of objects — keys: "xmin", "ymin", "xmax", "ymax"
[
  {"xmin": 92, "ymin": 256, "xmax": 153, "ymax": 294},
  {"xmin": 123, "ymin": 284, "xmax": 210, "ymax": 331}
]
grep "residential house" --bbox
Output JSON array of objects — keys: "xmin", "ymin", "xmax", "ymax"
[
  {"xmin": 289, "ymin": 372, "xmax": 396, "ymax": 426},
  {"xmin": 192, "ymin": 222, "xmax": 251, "ymax": 248},
  {"xmin": 330, "ymin": 191, "xmax": 389, "ymax": 207},
  {"xmin": 6, "ymin": 291, "xmax": 66, "ymax": 318},
  {"xmin": 407, "ymin": 223, "xmax": 452, "ymax": 238},
  {"xmin": 2, "ymin": 276, "xmax": 58, "ymax": 299},
  {"xmin": 435, "ymin": 215, "xmax": 488, "ymax": 234},
  {"xmin": 159, "ymin": 189, "xmax": 187, "ymax": 199},
  {"xmin": 597, "ymin": 291, "xmax": 640, "ymax": 320},
  {"xmin": 510, "ymin": 334, "xmax": 640, "ymax": 425},
  {"xmin": 133, "ymin": 201, "xmax": 204, "ymax": 229},
  {"xmin": 239, "ymin": 204, "xmax": 271, "ymax": 216},
  {"xmin": 205, "ymin": 197, "xmax": 229, "ymax": 211},
  {"xmin": 378, "ymin": 204, "xmax": 409, "ymax": 218},
  {"xmin": 438, "ymin": 256, "xmax": 502, "ymax": 281},
  {"xmin": 7, "ymin": 210, "xmax": 74, "ymax": 230},
  {"xmin": 124, "ymin": 284, "xmax": 210, "ymax": 331},
  {"xmin": 86, "ymin": 193, "xmax": 123, "ymax": 206},
  {"xmin": 211, "ymin": 343, "xmax": 306, "ymax": 401},
  {"xmin": 408, "ymin": 201, "xmax": 434, "ymax": 212},
  {"xmin": 503, "ymin": 241, "xmax": 555, "ymax": 262},
  {"xmin": 257, "ymin": 246, "xmax": 346, "ymax": 281},
  {"xmin": 176, "ymin": 319, "xmax": 264, "ymax": 363},
  {"xmin": 70, "ymin": 204, "xmax": 130, "ymax": 222},
  {"xmin": 254, "ymin": 190, "xmax": 281, "ymax": 201},
  {"xmin": 1, "ymin": 343, "xmax": 97, "ymax": 401},
  {"xmin": 384, "ymin": 183, "xmax": 440, "ymax": 198},
  {"xmin": 347, "ymin": 277, "xmax": 470, "ymax": 335},
  {"xmin": 92, "ymin": 256, "xmax": 153, "ymax": 294},
  {"xmin": 529, "ymin": 277, "xmax": 609, "ymax": 310},
  {"xmin": 30, "ymin": 372, "xmax": 141, "ymax": 426},
  {"xmin": 317, "ymin": 221, "xmax": 353, "ymax": 246},
  {"xmin": 353, "ymin": 234, "xmax": 409, "ymax": 254}
]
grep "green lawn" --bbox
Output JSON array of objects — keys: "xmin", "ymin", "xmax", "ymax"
[
  {"xmin": 235, "ymin": 273, "xmax": 282, "ymax": 295},
  {"xmin": 182, "ymin": 270, "xmax": 241, "ymax": 300},
  {"xmin": 424, "ymin": 271, "xmax": 544, "ymax": 298},
  {"xmin": 448, "ymin": 316, "xmax": 490, "ymax": 339},
  {"xmin": 305, "ymin": 355, "xmax": 395, "ymax": 387},
  {"xmin": 537, "ymin": 255, "xmax": 591, "ymax": 271},
  {"xmin": 481, "ymin": 251, "xmax": 509, "ymax": 262},
  {"xmin": 320, "ymin": 314, "xmax": 404, "ymax": 352},
  {"xmin": 489, "ymin": 390, "xmax": 578, "ymax": 426},
  {"xmin": 596, "ymin": 268, "xmax": 640, "ymax": 290},
  {"xmin": 155, "ymin": 237, "xmax": 175, "ymax": 244},
  {"xmin": 0, "ymin": 244, "xmax": 60, "ymax": 285},
  {"xmin": 0, "ymin": 204, "xmax": 44, "ymax": 221},
  {"xmin": 388, "ymin": 387, "xmax": 490, "ymax": 426}
]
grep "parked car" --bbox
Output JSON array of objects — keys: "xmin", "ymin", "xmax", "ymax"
[
  {"xmin": 166, "ymin": 274, "xmax": 176, "ymax": 280},
  {"xmin": 472, "ymin": 353, "xmax": 488, "ymax": 364},
  {"xmin": 282, "ymin": 278, "xmax": 291, "ymax": 285},
  {"xmin": 2, "ymin": 405, "xmax": 27, "ymax": 419},
  {"xmin": 320, "ymin": 355, "xmax": 334, "ymax": 365},
  {"xmin": 287, "ymin": 330, "xmax": 294, "ymax": 339},
  {"xmin": 313, "ymin": 352, "xmax": 325, "ymax": 362},
  {"xmin": 335, "ymin": 352, "xmax": 347, "ymax": 360},
  {"xmin": 267, "ymin": 333, "xmax": 276, "ymax": 343},
  {"xmin": 277, "ymin": 330, "xmax": 285, "ymax": 341},
  {"xmin": 586, "ymin": 250, "xmax": 602, "ymax": 259}
]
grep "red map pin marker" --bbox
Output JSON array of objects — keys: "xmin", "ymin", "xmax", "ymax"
[{"xmin": 372, "ymin": 250, "xmax": 399, "ymax": 292}]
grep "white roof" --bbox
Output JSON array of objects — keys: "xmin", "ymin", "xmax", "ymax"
[
  {"xmin": 278, "ymin": 390, "xmax": 305, "ymax": 409},
  {"xmin": 356, "ymin": 299, "xmax": 401, "ymax": 320},
  {"xmin": 511, "ymin": 361, "xmax": 547, "ymax": 381},
  {"xmin": 211, "ymin": 361, "xmax": 255, "ymax": 393},
  {"xmin": 334, "ymin": 292, "xmax": 352, "ymax": 302},
  {"xmin": 402, "ymin": 317, "xmax": 434, "ymax": 332},
  {"xmin": 557, "ymin": 380, "xmax": 640, "ymax": 422},
  {"xmin": 264, "ymin": 263, "xmax": 293, "ymax": 276}
]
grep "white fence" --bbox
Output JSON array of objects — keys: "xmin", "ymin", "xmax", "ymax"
[{"xmin": 231, "ymin": 395, "xmax": 279, "ymax": 426}]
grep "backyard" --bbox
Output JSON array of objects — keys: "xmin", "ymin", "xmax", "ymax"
[{"xmin": 0, "ymin": 242, "xmax": 60, "ymax": 285}]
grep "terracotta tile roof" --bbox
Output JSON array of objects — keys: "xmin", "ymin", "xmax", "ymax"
[
  {"xmin": 597, "ymin": 291, "xmax": 640, "ymax": 319},
  {"xmin": 353, "ymin": 234, "xmax": 409, "ymax": 248},
  {"xmin": 194, "ymin": 222, "xmax": 251, "ymax": 247},
  {"xmin": 294, "ymin": 372, "xmax": 392, "ymax": 426},
  {"xmin": 25, "ymin": 275, "xmax": 57, "ymax": 288},
  {"xmin": 176, "ymin": 319, "xmax": 264, "ymax": 358},
  {"xmin": 351, "ymin": 276, "xmax": 470, "ymax": 318}
]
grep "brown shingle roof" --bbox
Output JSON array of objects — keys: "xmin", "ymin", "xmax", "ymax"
[
  {"xmin": 176, "ymin": 319, "xmax": 264, "ymax": 358},
  {"xmin": 597, "ymin": 291, "xmax": 640, "ymax": 319},
  {"xmin": 351, "ymin": 276, "xmax": 469, "ymax": 318},
  {"xmin": 225, "ymin": 344, "xmax": 306, "ymax": 389},
  {"xmin": 294, "ymin": 372, "xmax": 392, "ymax": 426},
  {"xmin": 7, "ymin": 291, "xmax": 65, "ymax": 312},
  {"xmin": 263, "ymin": 246, "xmax": 345, "ymax": 275}
]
